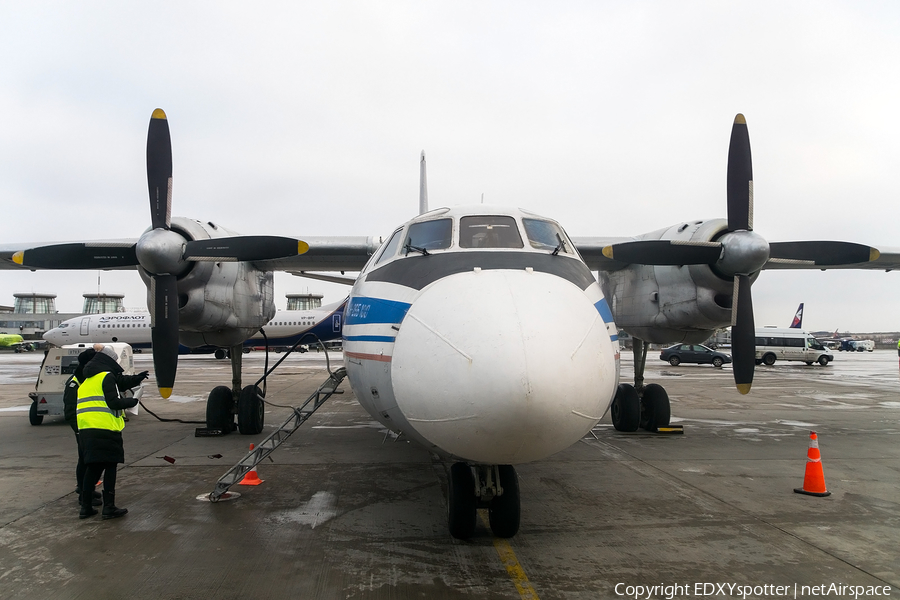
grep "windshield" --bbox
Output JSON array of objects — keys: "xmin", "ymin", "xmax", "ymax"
[
  {"xmin": 459, "ymin": 216, "xmax": 523, "ymax": 249},
  {"xmin": 403, "ymin": 218, "xmax": 452, "ymax": 254},
  {"xmin": 522, "ymin": 218, "xmax": 572, "ymax": 254}
]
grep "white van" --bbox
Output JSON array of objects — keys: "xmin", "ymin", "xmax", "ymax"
[
  {"xmin": 28, "ymin": 343, "xmax": 141, "ymax": 425},
  {"xmin": 755, "ymin": 328, "xmax": 834, "ymax": 366}
]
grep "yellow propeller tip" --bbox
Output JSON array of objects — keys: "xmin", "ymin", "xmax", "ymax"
[
  {"xmin": 151, "ymin": 108, "xmax": 167, "ymax": 120},
  {"xmin": 298, "ymin": 240, "xmax": 310, "ymax": 255},
  {"xmin": 870, "ymin": 248, "xmax": 881, "ymax": 261},
  {"xmin": 736, "ymin": 383, "xmax": 751, "ymax": 395},
  {"xmin": 601, "ymin": 246, "xmax": 615, "ymax": 259},
  {"xmin": 734, "ymin": 113, "xmax": 746, "ymax": 125},
  {"xmin": 159, "ymin": 387, "xmax": 173, "ymax": 399},
  {"xmin": 12, "ymin": 251, "xmax": 24, "ymax": 265}
]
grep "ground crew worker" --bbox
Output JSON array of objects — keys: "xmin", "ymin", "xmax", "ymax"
[
  {"xmin": 77, "ymin": 345, "xmax": 148, "ymax": 520},
  {"xmin": 63, "ymin": 348, "xmax": 100, "ymax": 509}
]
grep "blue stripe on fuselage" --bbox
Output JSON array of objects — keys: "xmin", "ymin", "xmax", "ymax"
[
  {"xmin": 345, "ymin": 297, "xmax": 411, "ymax": 326},
  {"xmin": 594, "ymin": 298, "xmax": 618, "ymax": 341}
]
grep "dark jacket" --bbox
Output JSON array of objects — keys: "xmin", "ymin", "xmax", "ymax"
[
  {"xmin": 78, "ymin": 352, "xmax": 142, "ymax": 465},
  {"xmin": 63, "ymin": 349, "xmax": 96, "ymax": 433}
]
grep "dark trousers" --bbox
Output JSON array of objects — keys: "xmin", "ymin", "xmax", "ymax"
[
  {"xmin": 74, "ymin": 432, "xmax": 86, "ymax": 491},
  {"xmin": 83, "ymin": 462, "xmax": 117, "ymax": 496}
]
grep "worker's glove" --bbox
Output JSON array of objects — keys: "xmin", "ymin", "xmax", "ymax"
[{"xmin": 137, "ymin": 371, "xmax": 150, "ymax": 382}]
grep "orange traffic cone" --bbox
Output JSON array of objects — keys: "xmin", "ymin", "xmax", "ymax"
[
  {"xmin": 794, "ymin": 431, "xmax": 830, "ymax": 497},
  {"xmin": 238, "ymin": 443, "xmax": 264, "ymax": 486}
]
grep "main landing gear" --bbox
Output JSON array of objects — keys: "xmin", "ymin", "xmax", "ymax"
[
  {"xmin": 204, "ymin": 343, "xmax": 266, "ymax": 435},
  {"xmin": 611, "ymin": 339, "xmax": 671, "ymax": 433},
  {"xmin": 448, "ymin": 463, "xmax": 520, "ymax": 539}
]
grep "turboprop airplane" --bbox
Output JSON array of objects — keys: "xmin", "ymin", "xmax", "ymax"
[
  {"xmin": 42, "ymin": 299, "xmax": 347, "ymax": 356},
  {"xmin": 3, "ymin": 110, "xmax": 900, "ymax": 540}
]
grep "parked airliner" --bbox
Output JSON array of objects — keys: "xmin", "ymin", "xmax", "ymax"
[
  {"xmin": 4, "ymin": 109, "xmax": 900, "ymax": 540},
  {"xmin": 43, "ymin": 299, "xmax": 346, "ymax": 355}
]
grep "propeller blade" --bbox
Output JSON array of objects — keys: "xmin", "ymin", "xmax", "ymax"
[
  {"xmin": 601, "ymin": 240, "xmax": 722, "ymax": 265},
  {"xmin": 731, "ymin": 274, "xmax": 756, "ymax": 395},
  {"xmin": 183, "ymin": 236, "xmax": 309, "ymax": 262},
  {"xmin": 726, "ymin": 114, "xmax": 753, "ymax": 232},
  {"xmin": 769, "ymin": 241, "xmax": 880, "ymax": 266},
  {"xmin": 147, "ymin": 108, "xmax": 173, "ymax": 230},
  {"xmin": 12, "ymin": 243, "xmax": 138, "ymax": 269},
  {"xmin": 150, "ymin": 274, "xmax": 179, "ymax": 398}
]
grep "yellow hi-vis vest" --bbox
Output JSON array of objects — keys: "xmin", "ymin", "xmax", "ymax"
[{"xmin": 76, "ymin": 372, "xmax": 125, "ymax": 432}]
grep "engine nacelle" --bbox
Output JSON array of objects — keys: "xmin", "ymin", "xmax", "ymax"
[
  {"xmin": 138, "ymin": 217, "xmax": 276, "ymax": 348},
  {"xmin": 597, "ymin": 218, "xmax": 759, "ymax": 344}
]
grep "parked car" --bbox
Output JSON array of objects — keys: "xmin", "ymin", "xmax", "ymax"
[{"xmin": 660, "ymin": 343, "xmax": 732, "ymax": 367}]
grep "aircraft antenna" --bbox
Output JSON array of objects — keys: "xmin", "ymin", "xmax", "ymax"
[{"xmin": 419, "ymin": 151, "xmax": 428, "ymax": 215}]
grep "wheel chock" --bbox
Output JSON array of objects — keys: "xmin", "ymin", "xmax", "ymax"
[{"xmin": 655, "ymin": 425, "xmax": 684, "ymax": 434}]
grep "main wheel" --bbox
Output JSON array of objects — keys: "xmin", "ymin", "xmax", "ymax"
[
  {"xmin": 448, "ymin": 463, "xmax": 477, "ymax": 539},
  {"xmin": 763, "ymin": 353, "xmax": 776, "ymax": 366},
  {"xmin": 712, "ymin": 357, "xmax": 724, "ymax": 368},
  {"xmin": 206, "ymin": 386, "xmax": 234, "ymax": 433},
  {"xmin": 668, "ymin": 356, "xmax": 681, "ymax": 366},
  {"xmin": 611, "ymin": 383, "xmax": 640, "ymax": 432},
  {"xmin": 29, "ymin": 401, "xmax": 43, "ymax": 426},
  {"xmin": 489, "ymin": 465, "xmax": 520, "ymax": 538},
  {"xmin": 640, "ymin": 383, "xmax": 671, "ymax": 432},
  {"xmin": 238, "ymin": 385, "xmax": 265, "ymax": 435}
]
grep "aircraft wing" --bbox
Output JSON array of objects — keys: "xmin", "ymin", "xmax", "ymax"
[
  {"xmin": 251, "ymin": 235, "xmax": 381, "ymax": 273},
  {"xmin": 762, "ymin": 244, "xmax": 900, "ymax": 271}
]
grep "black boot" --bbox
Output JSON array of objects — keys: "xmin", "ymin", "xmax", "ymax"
[
  {"xmin": 76, "ymin": 488, "xmax": 102, "ymax": 506},
  {"xmin": 101, "ymin": 491, "xmax": 128, "ymax": 520},
  {"xmin": 79, "ymin": 486, "xmax": 98, "ymax": 519}
]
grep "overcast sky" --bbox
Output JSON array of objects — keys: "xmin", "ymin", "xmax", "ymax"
[{"xmin": 2, "ymin": 2, "xmax": 899, "ymax": 333}]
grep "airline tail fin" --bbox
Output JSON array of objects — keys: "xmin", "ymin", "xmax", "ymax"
[
  {"xmin": 419, "ymin": 151, "xmax": 428, "ymax": 215},
  {"xmin": 789, "ymin": 303, "xmax": 804, "ymax": 329}
]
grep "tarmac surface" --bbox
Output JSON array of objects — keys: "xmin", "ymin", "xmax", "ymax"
[{"xmin": 0, "ymin": 348, "xmax": 898, "ymax": 599}]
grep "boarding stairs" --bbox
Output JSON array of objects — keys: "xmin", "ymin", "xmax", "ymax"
[{"xmin": 209, "ymin": 365, "xmax": 347, "ymax": 501}]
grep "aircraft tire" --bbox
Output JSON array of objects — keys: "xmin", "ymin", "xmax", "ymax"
[
  {"xmin": 29, "ymin": 401, "xmax": 43, "ymax": 426},
  {"xmin": 448, "ymin": 462, "xmax": 477, "ymax": 539},
  {"xmin": 206, "ymin": 386, "xmax": 234, "ymax": 433},
  {"xmin": 238, "ymin": 385, "xmax": 265, "ymax": 435},
  {"xmin": 640, "ymin": 384, "xmax": 670, "ymax": 432},
  {"xmin": 489, "ymin": 465, "xmax": 520, "ymax": 538},
  {"xmin": 611, "ymin": 384, "xmax": 640, "ymax": 432}
]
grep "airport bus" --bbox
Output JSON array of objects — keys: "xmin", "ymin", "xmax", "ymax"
[{"xmin": 754, "ymin": 328, "xmax": 834, "ymax": 366}]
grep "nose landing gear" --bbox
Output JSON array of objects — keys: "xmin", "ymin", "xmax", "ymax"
[{"xmin": 448, "ymin": 463, "xmax": 520, "ymax": 539}]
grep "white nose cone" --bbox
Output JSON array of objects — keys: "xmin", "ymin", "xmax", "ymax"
[{"xmin": 391, "ymin": 269, "xmax": 616, "ymax": 464}]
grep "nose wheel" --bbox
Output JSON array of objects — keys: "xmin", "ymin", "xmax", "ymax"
[
  {"xmin": 448, "ymin": 463, "xmax": 520, "ymax": 539},
  {"xmin": 611, "ymin": 339, "xmax": 672, "ymax": 432}
]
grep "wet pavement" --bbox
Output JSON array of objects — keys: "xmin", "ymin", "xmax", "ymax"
[{"xmin": 0, "ymin": 348, "xmax": 897, "ymax": 599}]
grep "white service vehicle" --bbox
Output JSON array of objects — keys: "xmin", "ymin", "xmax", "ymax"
[
  {"xmin": 854, "ymin": 339, "xmax": 875, "ymax": 352},
  {"xmin": 754, "ymin": 328, "xmax": 834, "ymax": 366},
  {"xmin": 28, "ymin": 343, "xmax": 142, "ymax": 425}
]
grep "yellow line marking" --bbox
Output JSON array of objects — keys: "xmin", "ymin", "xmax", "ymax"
[{"xmin": 480, "ymin": 512, "xmax": 540, "ymax": 599}]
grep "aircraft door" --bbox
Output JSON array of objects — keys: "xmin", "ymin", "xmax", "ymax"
[{"xmin": 80, "ymin": 317, "xmax": 90, "ymax": 337}]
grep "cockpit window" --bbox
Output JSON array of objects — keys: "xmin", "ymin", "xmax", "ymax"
[
  {"xmin": 523, "ymin": 218, "xmax": 572, "ymax": 254},
  {"xmin": 403, "ymin": 218, "xmax": 452, "ymax": 254},
  {"xmin": 459, "ymin": 216, "xmax": 524, "ymax": 249},
  {"xmin": 375, "ymin": 228, "xmax": 403, "ymax": 265}
]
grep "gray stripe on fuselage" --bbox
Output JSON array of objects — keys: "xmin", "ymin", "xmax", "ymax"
[{"xmin": 365, "ymin": 251, "xmax": 596, "ymax": 290}]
